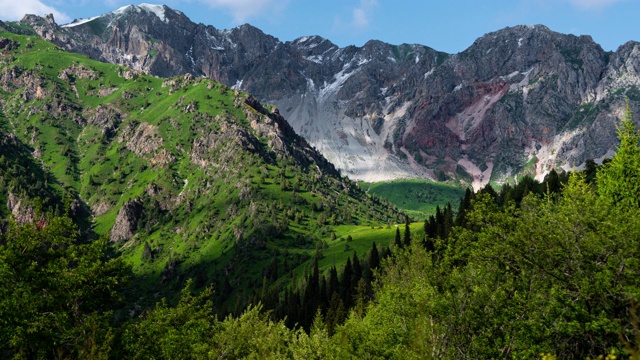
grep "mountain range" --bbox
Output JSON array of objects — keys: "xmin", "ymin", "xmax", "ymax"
[{"xmin": 13, "ymin": 3, "xmax": 640, "ymax": 189}]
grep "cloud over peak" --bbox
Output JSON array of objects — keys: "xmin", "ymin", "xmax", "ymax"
[{"xmin": 0, "ymin": 0, "xmax": 70, "ymax": 23}]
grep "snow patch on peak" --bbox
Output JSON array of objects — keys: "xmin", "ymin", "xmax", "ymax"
[
  {"xmin": 61, "ymin": 16, "xmax": 100, "ymax": 28},
  {"xmin": 138, "ymin": 4, "xmax": 168, "ymax": 23},
  {"xmin": 357, "ymin": 57, "xmax": 370, "ymax": 66},
  {"xmin": 63, "ymin": 3, "xmax": 167, "ymax": 28},
  {"xmin": 305, "ymin": 55, "xmax": 324, "ymax": 64},
  {"xmin": 294, "ymin": 35, "xmax": 326, "ymax": 49},
  {"xmin": 318, "ymin": 62, "xmax": 363, "ymax": 102},
  {"xmin": 114, "ymin": 5, "xmax": 136, "ymax": 15}
]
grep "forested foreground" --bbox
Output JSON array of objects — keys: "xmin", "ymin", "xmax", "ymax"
[{"xmin": 3, "ymin": 107, "xmax": 640, "ymax": 359}]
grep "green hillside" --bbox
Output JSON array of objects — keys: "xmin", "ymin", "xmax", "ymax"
[
  {"xmin": 0, "ymin": 30, "xmax": 404, "ymax": 309},
  {"xmin": 362, "ymin": 179, "xmax": 465, "ymax": 219}
]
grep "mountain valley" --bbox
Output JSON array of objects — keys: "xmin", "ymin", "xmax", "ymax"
[{"xmin": 3, "ymin": 4, "xmax": 640, "ymax": 358}]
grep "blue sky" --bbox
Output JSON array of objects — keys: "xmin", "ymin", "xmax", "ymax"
[{"xmin": 1, "ymin": 0, "xmax": 638, "ymax": 53}]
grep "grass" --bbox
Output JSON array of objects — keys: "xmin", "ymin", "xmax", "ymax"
[
  {"xmin": 361, "ymin": 179, "xmax": 466, "ymax": 220},
  {"xmin": 280, "ymin": 222, "xmax": 425, "ymax": 282}
]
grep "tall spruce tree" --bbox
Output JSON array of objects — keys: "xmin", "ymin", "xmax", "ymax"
[
  {"xmin": 403, "ymin": 215, "xmax": 411, "ymax": 247},
  {"xmin": 341, "ymin": 259, "xmax": 353, "ymax": 309},
  {"xmin": 394, "ymin": 226, "xmax": 403, "ymax": 248}
]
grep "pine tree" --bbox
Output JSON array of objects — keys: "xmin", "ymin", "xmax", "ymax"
[
  {"xmin": 425, "ymin": 214, "xmax": 437, "ymax": 239},
  {"xmin": 325, "ymin": 292, "xmax": 345, "ymax": 335},
  {"xmin": 328, "ymin": 266, "xmax": 339, "ymax": 299},
  {"xmin": 341, "ymin": 259, "xmax": 353, "ymax": 309},
  {"xmin": 443, "ymin": 202, "xmax": 454, "ymax": 239},
  {"xmin": 352, "ymin": 252, "xmax": 363, "ymax": 291},
  {"xmin": 394, "ymin": 226, "xmax": 403, "ymax": 248},
  {"xmin": 435, "ymin": 205, "xmax": 445, "ymax": 239},
  {"xmin": 403, "ymin": 215, "xmax": 411, "ymax": 247},
  {"xmin": 319, "ymin": 276, "xmax": 328, "ymax": 314},
  {"xmin": 302, "ymin": 258, "xmax": 320, "ymax": 329},
  {"xmin": 369, "ymin": 242, "xmax": 380, "ymax": 271},
  {"xmin": 142, "ymin": 241, "xmax": 153, "ymax": 260},
  {"xmin": 544, "ymin": 168, "xmax": 561, "ymax": 194},
  {"xmin": 352, "ymin": 278, "xmax": 368, "ymax": 318},
  {"xmin": 455, "ymin": 188, "xmax": 473, "ymax": 226}
]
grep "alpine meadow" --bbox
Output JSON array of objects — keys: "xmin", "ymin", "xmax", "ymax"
[{"xmin": 2, "ymin": 3, "xmax": 640, "ymax": 359}]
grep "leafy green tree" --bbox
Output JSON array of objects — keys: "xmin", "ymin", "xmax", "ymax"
[
  {"xmin": 291, "ymin": 310, "xmax": 334, "ymax": 359},
  {"xmin": 119, "ymin": 281, "xmax": 216, "ymax": 359},
  {"xmin": 0, "ymin": 217, "xmax": 126, "ymax": 359},
  {"xmin": 597, "ymin": 102, "xmax": 640, "ymax": 209}
]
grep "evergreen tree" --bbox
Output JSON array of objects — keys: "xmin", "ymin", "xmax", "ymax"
[
  {"xmin": 425, "ymin": 214, "xmax": 437, "ymax": 239},
  {"xmin": 443, "ymin": 202, "xmax": 454, "ymax": 239},
  {"xmin": 479, "ymin": 183, "xmax": 498, "ymax": 201},
  {"xmin": 403, "ymin": 215, "xmax": 411, "ymax": 247},
  {"xmin": 352, "ymin": 278, "xmax": 369, "ymax": 318},
  {"xmin": 455, "ymin": 188, "xmax": 473, "ymax": 227},
  {"xmin": 325, "ymin": 292, "xmax": 345, "ymax": 335},
  {"xmin": 352, "ymin": 253, "xmax": 363, "ymax": 292},
  {"xmin": 319, "ymin": 276, "xmax": 328, "ymax": 314},
  {"xmin": 435, "ymin": 205, "xmax": 445, "ymax": 239},
  {"xmin": 394, "ymin": 226, "xmax": 403, "ymax": 248},
  {"xmin": 584, "ymin": 159, "xmax": 598, "ymax": 184},
  {"xmin": 544, "ymin": 168, "xmax": 561, "ymax": 194},
  {"xmin": 341, "ymin": 259, "xmax": 353, "ymax": 309},
  {"xmin": 302, "ymin": 258, "xmax": 320, "ymax": 329},
  {"xmin": 369, "ymin": 242, "xmax": 380, "ymax": 271},
  {"xmin": 328, "ymin": 266, "xmax": 339, "ymax": 300}
]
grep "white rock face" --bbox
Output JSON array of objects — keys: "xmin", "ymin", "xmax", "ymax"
[{"xmin": 274, "ymin": 84, "xmax": 427, "ymax": 182}]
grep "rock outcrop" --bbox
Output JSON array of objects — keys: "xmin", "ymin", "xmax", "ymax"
[
  {"xmin": 110, "ymin": 199, "xmax": 143, "ymax": 242},
  {"xmin": 6, "ymin": 191, "xmax": 36, "ymax": 225}
]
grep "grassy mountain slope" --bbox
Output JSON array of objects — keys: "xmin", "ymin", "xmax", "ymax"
[{"xmin": 0, "ymin": 30, "xmax": 404, "ymax": 308}]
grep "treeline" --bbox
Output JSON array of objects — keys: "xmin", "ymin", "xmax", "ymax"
[
  {"xmin": 424, "ymin": 166, "xmax": 573, "ymax": 243},
  {"xmin": 262, "ymin": 241, "xmax": 388, "ymax": 333}
]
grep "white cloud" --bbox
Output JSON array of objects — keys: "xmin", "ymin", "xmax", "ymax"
[
  {"xmin": 197, "ymin": 0, "xmax": 278, "ymax": 23},
  {"xmin": 350, "ymin": 0, "xmax": 377, "ymax": 29},
  {"xmin": 568, "ymin": 0, "xmax": 624, "ymax": 9},
  {"xmin": 334, "ymin": 0, "xmax": 378, "ymax": 32},
  {"xmin": 0, "ymin": 0, "xmax": 70, "ymax": 23}
]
